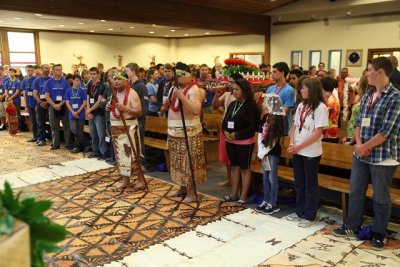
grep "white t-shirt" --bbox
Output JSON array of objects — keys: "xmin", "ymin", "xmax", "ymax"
[{"xmin": 293, "ymin": 102, "xmax": 329, "ymax": 157}]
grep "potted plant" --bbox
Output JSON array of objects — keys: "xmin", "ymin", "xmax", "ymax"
[{"xmin": 0, "ymin": 181, "xmax": 68, "ymax": 267}]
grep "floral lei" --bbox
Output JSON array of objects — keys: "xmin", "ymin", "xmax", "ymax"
[
  {"xmin": 111, "ymin": 84, "xmax": 130, "ymax": 119},
  {"xmin": 169, "ymin": 81, "xmax": 197, "ymax": 112}
]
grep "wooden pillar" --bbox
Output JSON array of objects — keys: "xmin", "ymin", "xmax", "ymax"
[{"xmin": 264, "ymin": 34, "xmax": 271, "ymax": 64}]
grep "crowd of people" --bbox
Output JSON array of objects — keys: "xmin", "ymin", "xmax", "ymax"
[{"xmin": 0, "ymin": 54, "xmax": 399, "ymax": 250}]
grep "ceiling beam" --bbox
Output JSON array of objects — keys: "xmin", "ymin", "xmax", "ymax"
[{"xmin": 0, "ymin": 0, "xmax": 270, "ymax": 35}]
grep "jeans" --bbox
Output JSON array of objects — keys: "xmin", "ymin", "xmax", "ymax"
[
  {"xmin": 28, "ymin": 107, "xmax": 38, "ymax": 138},
  {"xmin": 36, "ymin": 104, "xmax": 48, "ymax": 142},
  {"xmin": 49, "ymin": 106, "xmax": 72, "ymax": 148},
  {"xmin": 69, "ymin": 119, "xmax": 87, "ymax": 148},
  {"xmin": 293, "ymin": 154, "xmax": 321, "ymax": 221},
  {"xmin": 262, "ymin": 154, "xmax": 280, "ymax": 206},
  {"xmin": 89, "ymin": 115, "xmax": 107, "ymax": 156},
  {"xmin": 345, "ymin": 155, "xmax": 397, "ymax": 236},
  {"xmin": 139, "ymin": 117, "xmax": 146, "ymax": 162}
]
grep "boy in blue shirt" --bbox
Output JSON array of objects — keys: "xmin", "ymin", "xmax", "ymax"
[
  {"xmin": 22, "ymin": 65, "xmax": 37, "ymax": 141},
  {"xmin": 65, "ymin": 74, "xmax": 88, "ymax": 153}
]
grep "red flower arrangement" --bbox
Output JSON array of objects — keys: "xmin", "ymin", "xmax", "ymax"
[{"xmin": 224, "ymin": 58, "xmax": 258, "ymax": 69}]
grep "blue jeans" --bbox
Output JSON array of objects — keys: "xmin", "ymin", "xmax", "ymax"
[
  {"xmin": 36, "ymin": 104, "xmax": 47, "ymax": 142},
  {"xmin": 293, "ymin": 154, "xmax": 321, "ymax": 221},
  {"xmin": 262, "ymin": 154, "xmax": 280, "ymax": 206},
  {"xmin": 28, "ymin": 107, "xmax": 38, "ymax": 139},
  {"xmin": 345, "ymin": 155, "xmax": 397, "ymax": 236},
  {"xmin": 89, "ymin": 115, "xmax": 107, "ymax": 156}
]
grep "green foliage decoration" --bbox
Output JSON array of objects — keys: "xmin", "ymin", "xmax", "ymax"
[{"xmin": 0, "ymin": 181, "xmax": 69, "ymax": 267}]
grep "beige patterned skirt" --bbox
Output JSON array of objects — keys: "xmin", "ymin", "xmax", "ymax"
[{"xmin": 167, "ymin": 125, "xmax": 207, "ymax": 188}]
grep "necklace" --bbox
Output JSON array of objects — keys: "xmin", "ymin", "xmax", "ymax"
[
  {"xmin": 111, "ymin": 84, "xmax": 130, "ymax": 119},
  {"xmin": 169, "ymin": 81, "xmax": 197, "ymax": 112}
]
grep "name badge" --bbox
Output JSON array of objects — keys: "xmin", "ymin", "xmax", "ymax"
[
  {"xmin": 8, "ymin": 90, "xmax": 13, "ymax": 95},
  {"xmin": 56, "ymin": 95, "xmax": 62, "ymax": 101},
  {"xmin": 27, "ymin": 91, "xmax": 33, "ymax": 96},
  {"xmin": 295, "ymin": 132, "xmax": 302, "ymax": 142},
  {"xmin": 72, "ymin": 104, "xmax": 79, "ymax": 109},
  {"xmin": 90, "ymin": 98, "xmax": 95, "ymax": 104},
  {"xmin": 40, "ymin": 94, "xmax": 45, "ymax": 99},
  {"xmin": 105, "ymin": 136, "xmax": 111, "ymax": 143},
  {"xmin": 227, "ymin": 121, "xmax": 234, "ymax": 129},
  {"xmin": 0, "ymin": 89, "xmax": 3, "ymax": 94},
  {"xmin": 361, "ymin": 118, "xmax": 371, "ymax": 127}
]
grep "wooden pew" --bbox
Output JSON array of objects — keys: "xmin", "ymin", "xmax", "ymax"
[{"xmin": 250, "ymin": 135, "xmax": 400, "ymax": 216}]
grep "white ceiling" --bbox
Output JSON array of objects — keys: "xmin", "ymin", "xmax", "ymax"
[{"xmin": 0, "ymin": 10, "xmax": 234, "ymax": 38}]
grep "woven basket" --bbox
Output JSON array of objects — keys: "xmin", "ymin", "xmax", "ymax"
[{"xmin": 0, "ymin": 220, "xmax": 30, "ymax": 267}]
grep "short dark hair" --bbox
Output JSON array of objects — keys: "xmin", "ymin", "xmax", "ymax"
[
  {"xmin": 259, "ymin": 63, "xmax": 267, "ymax": 69},
  {"xmin": 272, "ymin": 62, "xmax": 290, "ymax": 77},
  {"xmin": 53, "ymin": 64, "xmax": 62, "ymax": 69},
  {"xmin": 155, "ymin": 63, "xmax": 164, "ymax": 70},
  {"xmin": 370, "ymin": 57, "xmax": 394, "ymax": 77},
  {"xmin": 65, "ymin": 73, "xmax": 73, "ymax": 80},
  {"xmin": 320, "ymin": 77, "xmax": 336, "ymax": 92},
  {"xmin": 318, "ymin": 62, "xmax": 325, "ymax": 67},
  {"xmin": 72, "ymin": 74, "xmax": 81, "ymax": 80},
  {"xmin": 289, "ymin": 69, "xmax": 302, "ymax": 78},
  {"xmin": 126, "ymin": 62, "xmax": 139, "ymax": 74},
  {"xmin": 25, "ymin": 64, "xmax": 34, "ymax": 69},
  {"xmin": 200, "ymin": 64, "xmax": 208, "ymax": 69},
  {"xmin": 89, "ymin": 67, "xmax": 99, "ymax": 74},
  {"xmin": 164, "ymin": 63, "xmax": 173, "ymax": 70},
  {"xmin": 9, "ymin": 68, "xmax": 16, "ymax": 73},
  {"xmin": 235, "ymin": 78, "xmax": 254, "ymax": 101}
]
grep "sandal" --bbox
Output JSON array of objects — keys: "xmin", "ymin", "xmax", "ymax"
[
  {"xmin": 237, "ymin": 199, "xmax": 246, "ymax": 205},
  {"xmin": 220, "ymin": 195, "xmax": 237, "ymax": 202}
]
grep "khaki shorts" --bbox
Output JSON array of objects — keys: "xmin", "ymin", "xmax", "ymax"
[{"xmin": 0, "ymin": 102, "xmax": 5, "ymax": 117}]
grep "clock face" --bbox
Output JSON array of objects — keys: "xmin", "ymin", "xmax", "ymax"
[{"xmin": 348, "ymin": 52, "xmax": 360, "ymax": 63}]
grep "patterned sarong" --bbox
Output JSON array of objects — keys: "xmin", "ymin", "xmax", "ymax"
[
  {"xmin": 167, "ymin": 120, "xmax": 207, "ymax": 188},
  {"xmin": 111, "ymin": 119, "xmax": 141, "ymax": 178}
]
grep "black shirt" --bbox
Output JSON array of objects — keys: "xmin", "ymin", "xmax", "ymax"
[
  {"xmin": 222, "ymin": 99, "xmax": 260, "ymax": 140},
  {"xmin": 87, "ymin": 80, "xmax": 105, "ymax": 116},
  {"xmin": 131, "ymin": 80, "xmax": 148, "ymax": 124}
]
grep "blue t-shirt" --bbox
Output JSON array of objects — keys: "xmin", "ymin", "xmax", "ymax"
[
  {"xmin": 0, "ymin": 76, "xmax": 10, "ymax": 97},
  {"xmin": 4, "ymin": 78, "xmax": 22, "ymax": 107},
  {"xmin": 33, "ymin": 76, "xmax": 51, "ymax": 102},
  {"xmin": 64, "ymin": 87, "xmax": 87, "ymax": 120},
  {"xmin": 198, "ymin": 77, "xmax": 214, "ymax": 107},
  {"xmin": 22, "ymin": 76, "xmax": 37, "ymax": 108},
  {"xmin": 146, "ymin": 81, "xmax": 159, "ymax": 112},
  {"xmin": 266, "ymin": 84, "xmax": 295, "ymax": 135},
  {"xmin": 44, "ymin": 77, "xmax": 69, "ymax": 103}
]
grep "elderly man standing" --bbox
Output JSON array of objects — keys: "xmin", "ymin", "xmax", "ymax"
[
  {"xmin": 107, "ymin": 73, "xmax": 145, "ymax": 191},
  {"xmin": 165, "ymin": 62, "xmax": 207, "ymax": 203}
]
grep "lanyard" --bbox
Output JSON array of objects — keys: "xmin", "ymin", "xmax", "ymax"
[
  {"xmin": 299, "ymin": 105, "xmax": 313, "ymax": 132},
  {"xmin": 231, "ymin": 100, "xmax": 245, "ymax": 119},
  {"xmin": 274, "ymin": 82, "xmax": 286, "ymax": 95},
  {"xmin": 71, "ymin": 88, "xmax": 80, "ymax": 105},
  {"xmin": 367, "ymin": 91, "xmax": 382, "ymax": 111}
]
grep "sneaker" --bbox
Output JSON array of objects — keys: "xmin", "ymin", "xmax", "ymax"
[
  {"xmin": 255, "ymin": 201, "xmax": 269, "ymax": 212},
  {"xmin": 332, "ymin": 225, "xmax": 357, "ymax": 238},
  {"xmin": 371, "ymin": 233, "xmax": 387, "ymax": 251},
  {"xmin": 286, "ymin": 212, "xmax": 301, "ymax": 221},
  {"xmin": 27, "ymin": 138, "xmax": 37, "ymax": 142},
  {"xmin": 298, "ymin": 218, "xmax": 317, "ymax": 228},
  {"xmin": 262, "ymin": 204, "xmax": 280, "ymax": 215},
  {"xmin": 71, "ymin": 147, "xmax": 82, "ymax": 153},
  {"xmin": 37, "ymin": 141, "xmax": 46, "ymax": 146},
  {"xmin": 0, "ymin": 124, "xmax": 6, "ymax": 131}
]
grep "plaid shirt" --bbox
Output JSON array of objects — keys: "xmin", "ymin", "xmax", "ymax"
[{"xmin": 355, "ymin": 83, "xmax": 400, "ymax": 163}]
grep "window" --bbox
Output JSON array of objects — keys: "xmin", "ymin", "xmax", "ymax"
[
  {"xmin": 0, "ymin": 30, "xmax": 39, "ymax": 75},
  {"xmin": 7, "ymin": 32, "xmax": 37, "ymax": 74},
  {"xmin": 328, "ymin": 50, "xmax": 342, "ymax": 73},
  {"xmin": 309, "ymin": 50, "xmax": 321, "ymax": 69},
  {"xmin": 229, "ymin": 52, "xmax": 264, "ymax": 66},
  {"xmin": 291, "ymin": 51, "xmax": 302, "ymax": 67}
]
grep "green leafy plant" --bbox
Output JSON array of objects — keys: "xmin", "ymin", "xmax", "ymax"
[{"xmin": 0, "ymin": 181, "xmax": 69, "ymax": 267}]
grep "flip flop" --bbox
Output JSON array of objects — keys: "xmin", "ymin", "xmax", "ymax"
[{"xmin": 220, "ymin": 195, "xmax": 238, "ymax": 202}]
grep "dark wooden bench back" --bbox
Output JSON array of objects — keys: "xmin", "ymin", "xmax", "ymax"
[{"xmin": 145, "ymin": 116, "xmax": 168, "ymax": 135}]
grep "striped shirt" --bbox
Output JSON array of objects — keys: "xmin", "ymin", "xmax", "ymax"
[{"xmin": 355, "ymin": 83, "xmax": 400, "ymax": 163}]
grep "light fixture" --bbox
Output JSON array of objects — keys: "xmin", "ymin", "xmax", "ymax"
[
  {"xmin": 152, "ymin": 24, "xmax": 156, "ymax": 27},
  {"xmin": 14, "ymin": 17, "xmax": 22, "ymax": 20},
  {"xmin": 101, "ymin": 20, "xmax": 106, "ymax": 22},
  {"xmin": 149, "ymin": 31, "xmax": 155, "ymax": 34},
  {"xmin": 346, "ymin": 11, "xmax": 352, "ymax": 16},
  {"xmin": 165, "ymin": 35, "xmax": 169, "ymax": 37},
  {"xmin": 170, "ymin": 29, "xmax": 175, "ymax": 32},
  {"xmin": 90, "ymin": 30, "xmax": 95, "ymax": 33},
  {"xmin": 129, "ymin": 26, "xmax": 135, "ymax": 29},
  {"xmin": 58, "ymin": 24, "xmax": 64, "ymax": 27},
  {"xmin": 108, "ymin": 28, "xmax": 114, "ymax": 31},
  {"xmin": 184, "ymin": 33, "xmax": 189, "ymax": 36},
  {"xmin": 0, "ymin": 20, "xmax": 3, "ymax": 23},
  {"xmin": 78, "ymin": 22, "xmax": 84, "ymax": 25},
  {"xmin": 205, "ymin": 32, "xmax": 210, "ymax": 35},
  {"xmin": 34, "ymin": 14, "xmax": 42, "ymax": 17}
]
